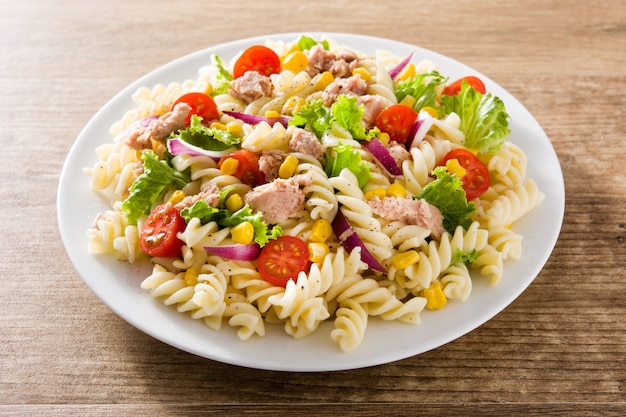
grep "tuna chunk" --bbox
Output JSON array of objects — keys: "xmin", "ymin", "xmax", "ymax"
[
  {"xmin": 122, "ymin": 102, "xmax": 191, "ymax": 150},
  {"xmin": 229, "ymin": 70, "xmax": 273, "ymax": 103},
  {"xmin": 306, "ymin": 44, "xmax": 360, "ymax": 78},
  {"xmin": 289, "ymin": 128, "xmax": 324, "ymax": 160},
  {"xmin": 358, "ymin": 94, "xmax": 390, "ymax": 129},
  {"xmin": 322, "ymin": 74, "xmax": 368, "ymax": 106},
  {"xmin": 244, "ymin": 173, "xmax": 314, "ymax": 224},
  {"xmin": 258, "ymin": 150, "xmax": 287, "ymax": 182},
  {"xmin": 367, "ymin": 196, "xmax": 445, "ymax": 239},
  {"xmin": 174, "ymin": 183, "xmax": 221, "ymax": 211}
]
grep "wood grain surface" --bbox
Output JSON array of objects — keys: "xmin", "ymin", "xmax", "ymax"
[{"xmin": 1, "ymin": 0, "xmax": 625, "ymax": 415}]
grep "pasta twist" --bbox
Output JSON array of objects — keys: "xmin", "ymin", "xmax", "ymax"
[
  {"xmin": 241, "ymin": 121, "xmax": 290, "ymax": 153},
  {"xmin": 330, "ymin": 298, "xmax": 369, "ymax": 352},
  {"xmin": 476, "ymin": 179, "xmax": 545, "ymax": 229},
  {"xmin": 87, "ymin": 202, "xmax": 141, "ymax": 263},
  {"xmin": 293, "ymin": 153, "xmax": 339, "ymax": 222}
]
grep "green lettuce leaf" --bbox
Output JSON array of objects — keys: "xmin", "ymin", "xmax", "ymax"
[
  {"xmin": 175, "ymin": 115, "xmax": 241, "ymax": 150},
  {"xmin": 180, "ymin": 199, "xmax": 282, "ymax": 247},
  {"xmin": 394, "ymin": 70, "xmax": 448, "ymax": 111},
  {"xmin": 417, "ymin": 166, "xmax": 476, "ymax": 234},
  {"xmin": 121, "ymin": 150, "xmax": 189, "ymax": 224},
  {"xmin": 288, "ymin": 99, "xmax": 334, "ymax": 138},
  {"xmin": 451, "ymin": 248, "xmax": 479, "ymax": 265},
  {"xmin": 211, "ymin": 54, "xmax": 233, "ymax": 95},
  {"xmin": 297, "ymin": 35, "xmax": 330, "ymax": 51},
  {"xmin": 330, "ymin": 95, "xmax": 379, "ymax": 140},
  {"xmin": 439, "ymin": 81, "xmax": 510, "ymax": 154},
  {"xmin": 325, "ymin": 142, "xmax": 371, "ymax": 189}
]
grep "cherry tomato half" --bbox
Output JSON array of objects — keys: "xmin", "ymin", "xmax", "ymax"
[
  {"xmin": 258, "ymin": 236, "xmax": 311, "ymax": 287},
  {"xmin": 171, "ymin": 92, "xmax": 219, "ymax": 125},
  {"xmin": 233, "ymin": 45, "xmax": 281, "ymax": 79},
  {"xmin": 218, "ymin": 149, "xmax": 265, "ymax": 187},
  {"xmin": 442, "ymin": 76, "xmax": 486, "ymax": 96},
  {"xmin": 139, "ymin": 203, "xmax": 186, "ymax": 257},
  {"xmin": 439, "ymin": 149, "xmax": 491, "ymax": 200},
  {"xmin": 375, "ymin": 104, "xmax": 418, "ymax": 145}
]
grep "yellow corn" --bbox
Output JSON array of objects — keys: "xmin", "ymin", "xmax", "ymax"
[
  {"xmin": 352, "ymin": 67, "xmax": 371, "ymax": 81},
  {"xmin": 226, "ymin": 121, "xmax": 243, "ymax": 136},
  {"xmin": 282, "ymin": 50, "xmax": 309, "ymax": 73},
  {"xmin": 264, "ymin": 110, "xmax": 281, "ymax": 118},
  {"xmin": 151, "ymin": 139, "xmax": 167, "ymax": 159},
  {"xmin": 225, "ymin": 193, "xmax": 244, "ymax": 212},
  {"xmin": 167, "ymin": 190, "xmax": 186, "ymax": 205},
  {"xmin": 423, "ymin": 282, "xmax": 447, "ymax": 310},
  {"xmin": 309, "ymin": 219, "xmax": 333, "ymax": 243},
  {"xmin": 387, "ymin": 183, "xmax": 407, "ymax": 198},
  {"xmin": 422, "ymin": 106, "xmax": 439, "ymax": 119},
  {"xmin": 445, "ymin": 158, "xmax": 467, "ymax": 178},
  {"xmin": 231, "ymin": 221, "xmax": 255, "ymax": 244},
  {"xmin": 284, "ymin": 96, "xmax": 305, "ymax": 115},
  {"xmin": 184, "ymin": 267, "xmax": 198, "ymax": 287},
  {"xmin": 278, "ymin": 154, "xmax": 299, "ymax": 179},
  {"xmin": 391, "ymin": 250, "xmax": 420, "ymax": 269},
  {"xmin": 308, "ymin": 242, "xmax": 330, "ymax": 264},
  {"xmin": 313, "ymin": 71, "xmax": 334, "ymax": 90},
  {"xmin": 364, "ymin": 187, "xmax": 387, "ymax": 200},
  {"xmin": 210, "ymin": 121, "xmax": 227, "ymax": 131},
  {"xmin": 399, "ymin": 95, "xmax": 417, "ymax": 109},
  {"xmin": 396, "ymin": 63, "xmax": 416, "ymax": 81},
  {"xmin": 204, "ymin": 84, "xmax": 214, "ymax": 96},
  {"xmin": 220, "ymin": 157, "xmax": 239, "ymax": 176},
  {"xmin": 378, "ymin": 132, "xmax": 391, "ymax": 145}
]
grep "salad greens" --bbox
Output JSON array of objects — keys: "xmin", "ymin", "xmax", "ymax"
[
  {"xmin": 180, "ymin": 199, "xmax": 282, "ymax": 247},
  {"xmin": 210, "ymin": 54, "xmax": 234, "ymax": 96},
  {"xmin": 439, "ymin": 81, "xmax": 510, "ymax": 154},
  {"xmin": 324, "ymin": 143, "xmax": 372, "ymax": 189},
  {"xmin": 394, "ymin": 70, "xmax": 448, "ymax": 111},
  {"xmin": 417, "ymin": 166, "xmax": 477, "ymax": 234},
  {"xmin": 121, "ymin": 150, "xmax": 189, "ymax": 224},
  {"xmin": 175, "ymin": 115, "xmax": 241, "ymax": 150},
  {"xmin": 297, "ymin": 35, "xmax": 330, "ymax": 51}
]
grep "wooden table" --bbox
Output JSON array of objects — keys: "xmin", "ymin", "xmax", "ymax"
[{"xmin": 2, "ymin": 0, "xmax": 625, "ymax": 415}]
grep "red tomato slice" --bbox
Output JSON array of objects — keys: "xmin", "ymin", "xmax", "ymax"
[
  {"xmin": 218, "ymin": 149, "xmax": 265, "ymax": 187},
  {"xmin": 258, "ymin": 236, "xmax": 310, "ymax": 287},
  {"xmin": 139, "ymin": 203, "xmax": 186, "ymax": 257},
  {"xmin": 375, "ymin": 104, "xmax": 418, "ymax": 145},
  {"xmin": 233, "ymin": 45, "xmax": 281, "ymax": 78},
  {"xmin": 442, "ymin": 76, "xmax": 486, "ymax": 96},
  {"xmin": 171, "ymin": 92, "xmax": 219, "ymax": 125},
  {"xmin": 440, "ymin": 149, "xmax": 491, "ymax": 200}
]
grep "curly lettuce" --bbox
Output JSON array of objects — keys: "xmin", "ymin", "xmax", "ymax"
[
  {"xmin": 417, "ymin": 166, "xmax": 476, "ymax": 234},
  {"xmin": 394, "ymin": 70, "xmax": 448, "ymax": 111},
  {"xmin": 175, "ymin": 115, "xmax": 241, "ymax": 150},
  {"xmin": 439, "ymin": 81, "xmax": 510, "ymax": 154}
]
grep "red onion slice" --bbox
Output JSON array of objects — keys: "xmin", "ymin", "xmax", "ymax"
[
  {"xmin": 167, "ymin": 137, "xmax": 234, "ymax": 161},
  {"xmin": 223, "ymin": 111, "xmax": 290, "ymax": 127},
  {"xmin": 388, "ymin": 52, "xmax": 415, "ymax": 80},
  {"xmin": 332, "ymin": 209, "xmax": 387, "ymax": 273},
  {"xmin": 204, "ymin": 243, "xmax": 261, "ymax": 261},
  {"xmin": 362, "ymin": 138, "xmax": 402, "ymax": 176},
  {"xmin": 406, "ymin": 113, "xmax": 435, "ymax": 149}
]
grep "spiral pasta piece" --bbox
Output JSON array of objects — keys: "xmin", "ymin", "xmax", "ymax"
[{"xmin": 330, "ymin": 298, "xmax": 369, "ymax": 352}]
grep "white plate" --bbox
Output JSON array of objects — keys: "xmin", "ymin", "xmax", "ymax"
[{"xmin": 58, "ymin": 32, "xmax": 564, "ymax": 372}]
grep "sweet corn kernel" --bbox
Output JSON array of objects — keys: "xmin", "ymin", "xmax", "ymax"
[
  {"xmin": 445, "ymin": 158, "xmax": 467, "ymax": 178},
  {"xmin": 278, "ymin": 154, "xmax": 299, "ymax": 179},
  {"xmin": 226, "ymin": 121, "xmax": 243, "ymax": 136},
  {"xmin": 352, "ymin": 67, "xmax": 372, "ymax": 81},
  {"xmin": 220, "ymin": 157, "xmax": 239, "ymax": 176},
  {"xmin": 364, "ymin": 187, "xmax": 387, "ymax": 200},
  {"xmin": 313, "ymin": 71, "xmax": 334, "ymax": 90},
  {"xmin": 396, "ymin": 63, "xmax": 416, "ymax": 81},
  {"xmin": 225, "ymin": 193, "xmax": 244, "ymax": 212},
  {"xmin": 204, "ymin": 84, "xmax": 214, "ymax": 96},
  {"xmin": 422, "ymin": 106, "xmax": 439, "ymax": 118},
  {"xmin": 378, "ymin": 132, "xmax": 391, "ymax": 145},
  {"xmin": 264, "ymin": 110, "xmax": 281, "ymax": 118},
  {"xmin": 423, "ymin": 282, "xmax": 447, "ymax": 310},
  {"xmin": 282, "ymin": 50, "xmax": 309, "ymax": 73},
  {"xmin": 399, "ymin": 95, "xmax": 417, "ymax": 109},
  {"xmin": 151, "ymin": 139, "xmax": 167, "ymax": 159},
  {"xmin": 231, "ymin": 221, "xmax": 254, "ymax": 244},
  {"xmin": 210, "ymin": 121, "xmax": 227, "ymax": 131},
  {"xmin": 391, "ymin": 250, "xmax": 420, "ymax": 269},
  {"xmin": 184, "ymin": 267, "xmax": 198, "ymax": 287},
  {"xmin": 309, "ymin": 219, "xmax": 333, "ymax": 243},
  {"xmin": 308, "ymin": 242, "xmax": 330, "ymax": 263},
  {"xmin": 387, "ymin": 183, "xmax": 407, "ymax": 198},
  {"xmin": 167, "ymin": 190, "xmax": 186, "ymax": 205}
]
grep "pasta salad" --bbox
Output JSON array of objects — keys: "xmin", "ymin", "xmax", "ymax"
[{"xmin": 85, "ymin": 35, "xmax": 544, "ymax": 352}]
